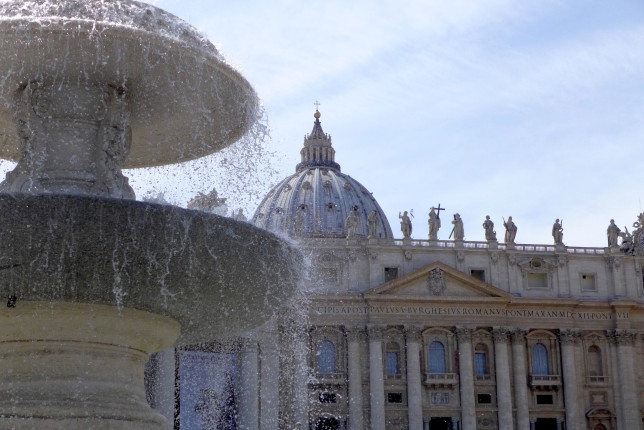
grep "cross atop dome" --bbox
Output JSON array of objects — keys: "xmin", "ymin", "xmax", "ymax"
[{"xmin": 296, "ymin": 104, "xmax": 341, "ymax": 172}]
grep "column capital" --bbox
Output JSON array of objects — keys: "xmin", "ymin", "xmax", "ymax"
[
  {"xmin": 491, "ymin": 327, "xmax": 512, "ymax": 344},
  {"xmin": 404, "ymin": 325, "xmax": 423, "ymax": 343},
  {"xmin": 511, "ymin": 328, "xmax": 528, "ymax": 343},
  {"xmin": 455, "ymin": 326, "xmax": 472, "ymax": 342},
  {"xmin": 607, "ymin": 329, "xmax": 637, "ymax": 345},
  {"xmin": 558, "ymin": 328, "xmax": 581, "ymax": 345},
  {"xmin": 368, "ymin": 325, "xmax": 385, "ymax": 341},
  {"xmin": 345, "ymin": 326, "xmax": 366, "ymax": 343}
]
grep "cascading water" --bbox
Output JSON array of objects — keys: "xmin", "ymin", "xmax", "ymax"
[{"xmin": 0, "ymin": 1, "xmax": 302, "ymax": 428}]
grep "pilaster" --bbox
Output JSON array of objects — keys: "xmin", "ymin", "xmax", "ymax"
[
  {"xmin": 491, "ymin": 327, "xmax": 513, "ymax": 430},
  {"xmin": 608, "ymin": 329, "xmax": 640, "ymax": 429},
  {"xmin": 346, "ymin": 326, "xmax": 365, "ymax": 430},
  {"xmin": 456, "ymin": 327, "xmax": 476, "ymax": 430},
  {"xmin": 558, "ymin": 329, "xmax": 580, "ymax": 430},
  {"xmin": 511, "ymin": 329, "xmax": 530, "ymax": 430},
  {"xmin": 405, "ymin": 325, "xmax": 423, "ymax": 430},
  {"xmin": 368, "ymin": 325, "xmax": 386, "ymax": 430}
]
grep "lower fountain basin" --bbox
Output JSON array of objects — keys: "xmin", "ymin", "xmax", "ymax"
[{"xmin": 0, "ymin": 194, "xmax": 302, "ymax": 345}]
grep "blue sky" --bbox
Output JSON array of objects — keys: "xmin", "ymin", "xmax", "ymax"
[
  {"xmin": 143, "ymin": 0, "xmax": 644, "ymax": 246},
  {"xmin": 5, "ymin": 0, "xmax": 642, "ymax": 246}
]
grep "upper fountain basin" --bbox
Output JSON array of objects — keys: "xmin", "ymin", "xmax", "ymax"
[{"xmin": 0, "ymin": 0, "xmax": 258, "ymax": 168}]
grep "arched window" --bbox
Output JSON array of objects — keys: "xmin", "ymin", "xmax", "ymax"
[
  {"xmin": 474, "ymin": 343, "xmax": 489, "ymax": 376},
  {"xmin": 532, "ymin": 343, "xmax": 549, "ymax": 375},
  {"xmin": 386, "ymin": 342, "xmax": 400, "ymax": 376},
  {"xmin": 587, "ymin": 345, "xmax": 603, "ymax": 376},
  {"xmin": 428, "ymin": 341, "xmax": 446, "ymax": 374},
  {"xmin": 593, "ymin": 424, "xmax": 607, "ymax": 430},
  {"xmin": 317, "ymin": 340, "xmax": 335, "ymax": 374}
]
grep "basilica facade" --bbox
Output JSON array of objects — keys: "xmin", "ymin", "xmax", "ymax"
[{"xmin": 249, "ymin": 110, "xmax": 644, "ymax": 430}]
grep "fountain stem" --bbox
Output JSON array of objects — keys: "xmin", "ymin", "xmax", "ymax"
[{"xmin": 0, "ymin": 80, "xmax": 135, "ymax": 198}]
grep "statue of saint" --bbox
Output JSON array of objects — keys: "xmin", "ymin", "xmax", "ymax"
[
  {"xmin": 345, "ymin": 209, "xmax": 359, "ymax": 238},
  {"xmin": 607, "ymin": 219, "xmax": 621, "ymax": 247},
  {"xmin": 428, "ymin": 207, "xmax": 441, "ymax": 240},
  {"xmin": 482, "ymin": 215, "xmax": 496, "ymax": 241},
  {"xmin": 399, "ymin": 211, "xmax": 412, "ymax": 239},
  {"xmin": 231, "ymin": 208, "xmax": 247, "ymax": 222},
  {"xmin": 367, "ymin": 210, "xmax": 379, "ymax": 238},
  {"xmin": 451, "ymin": 213, "xmax": 464, "ymax": 240},
  {"xmin": 503, "ymin": 216, "xmax": 517, "ymax": 244},
  {"xmin": 552, "ymin": 219, "xmax": 564, "ymax": 245}
]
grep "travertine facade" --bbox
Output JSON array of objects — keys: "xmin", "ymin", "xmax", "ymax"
[{"xmin": 250, "ymin": 111, "xmax": 644, "ymax": 430}]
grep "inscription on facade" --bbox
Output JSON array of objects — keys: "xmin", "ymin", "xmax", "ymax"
[{"xmin": 313, "ymin": 305, "xmax": 618, "ymax": 320}]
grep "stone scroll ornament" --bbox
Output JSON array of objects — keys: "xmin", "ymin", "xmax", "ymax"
[{"xmin": 427, "ymin": 268, "xmax": 446, "ymax": 296}]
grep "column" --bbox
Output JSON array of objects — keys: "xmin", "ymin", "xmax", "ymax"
[
  {"xmin": 259, "ymin": 336, "xmax": 280, "ymax": 430},
  {"xmin": 238, "ymin": 338, "xmax": 259, "ymax": 430},
  {"xmin": 346, "ymin": 326, "xmax": 365, "ymax": 430},
  {"xmin": 368, "ymin": 325, "xmax": 386, "ymax": 430},
  {"xmin": 405, "ymin": 325, "xmax": 423, "ymax": 430},
  {"xmin": 609, "ymin": 330, "xmax": 640, "ymax": 429},
  {"xmin": 456, "ymin": 327, "xmax": 476, "ymax": 430},
  {"xmin": 559, "ymin": 329, "xmax": 580, "ymax": 430},
  {"xmin": 491, "ymin": 328, "xmax": 513, "ymax": 430},
  {"xmin": 511, "ymin": 329, "xmax": 530, "ymax": 430}
]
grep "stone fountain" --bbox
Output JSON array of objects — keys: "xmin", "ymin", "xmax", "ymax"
[{"xmin": 0, "ymin": 1, "xmax": 301, "ymax": 428}]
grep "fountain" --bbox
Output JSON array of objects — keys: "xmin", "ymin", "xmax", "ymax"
[{"xmin": 0, "ymin": 1, "xmax": 301, "ymax": 428}]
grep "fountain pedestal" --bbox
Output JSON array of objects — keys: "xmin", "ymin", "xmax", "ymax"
[{"xmin": 0, "ymin": 302, "xmax": 180, "ymax": 429}]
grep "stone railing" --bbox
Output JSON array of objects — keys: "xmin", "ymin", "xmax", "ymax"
[
  {"xmin": 314, "ymin": 372, "xmax": 346, "ymax": 384},
  {"xmin": 423, "ymin": 372, "xmax": 458, "ymax": 388},
  {"xmin": 528, "ymin": 374, "xmax": 561, "ymax": 389},
  {"xmin": 350, "ymin": 238, "xmax": 606, "ymax": 254},
  {"xmin": 585, "ymin": 375, "xmax": 610, "ymax": 385},
  {"xmin": 475, "ymin": 374, "xmax": 493, "ymax": 382}
]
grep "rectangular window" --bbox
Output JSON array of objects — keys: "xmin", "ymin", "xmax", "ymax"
[
  {"xmin": 319, "ymin": 392, "xmax": 337, "ymax": 403},
  {"xmin": 536, "ymin": 394, "xmax": 553, "ymax": 405},
  {"xmin": 477, "ymin": 393, "xmax": 492, "ymax": 404},
  {"xmin": 387, "ymin": 392, "xmax": 403, "ymax": 404},
  {"xmin": 580, "ymin": 273, "xmax": 596, "ymax": 292},
  {"xmin": 527, "ymin": 272, "xmax": 547, "ymax": 289},
  {"xmin": 384, "ymin": 267, "xmax": 398, "ymax": 282},
  {"xmin": 470, "ymin": 269, "xmax": 485, "ymax": 282}
]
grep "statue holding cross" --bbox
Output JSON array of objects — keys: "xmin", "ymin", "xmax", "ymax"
[{"xmin": 428, "ymin": 204, "xmax": 444, "ymax": 240}]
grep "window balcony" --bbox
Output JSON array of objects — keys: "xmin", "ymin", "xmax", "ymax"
[
  {"xmin": 585, "ymin": 375, "xmax": 610, "ymax": 385},
  {"xmin": 423, "ymin": 372, "xmax": 458, "ymax": 388},
  {"xmin": 314, "ymin": 372, "xmax": 346, "ymax": 384},
  {"xmin": 528, "ymin": 374, "xmax": 561, "ymax": 390},
  {"xmin": 475, "ymin": 374, "xmax": 494, "ymax": 383},
  {"xmin": 385, "ymin": 373, "xmax": 404, "ymax": 380}
]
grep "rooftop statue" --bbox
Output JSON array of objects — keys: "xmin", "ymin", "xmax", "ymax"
[
  {"xmin": 399, "ymin": 211, "xmax": 412, "ymax": 239},
  {"xmin": 607, "ymin": 219, "xmax": 621, "ymax": 247},
  {"xmin": 450, "ymin": 213, "xmax": 465, "ymax": 240},
  {"xmin": 552, "ymin": 219, "xmax": 564, "ymax": 245},
  {"xmin": 428, "ymin": 207, "xmax": 441, "ymax": 240},
  {"xmin": 483, "ymin": 215, "xmax": 497, "ymax": 241},
  {"xmin": 503, "ymin": 216, "xmax": 517, "ymax": 245}
]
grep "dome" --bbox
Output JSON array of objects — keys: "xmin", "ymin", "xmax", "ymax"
[{"xmin": 252, "ymin": 110, "xmax": 393, "ymax": 239}]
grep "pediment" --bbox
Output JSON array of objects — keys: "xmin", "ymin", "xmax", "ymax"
[{"xmin": 366, "ymin": 261, "xmax": 510, "ymax": 299}]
